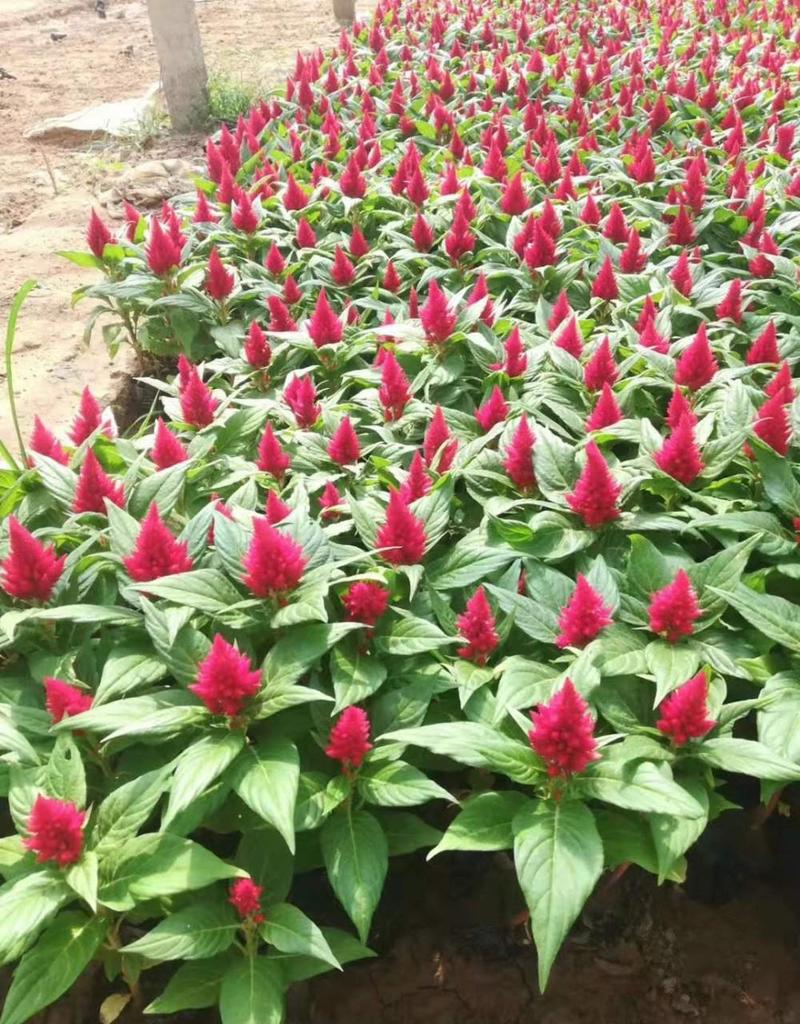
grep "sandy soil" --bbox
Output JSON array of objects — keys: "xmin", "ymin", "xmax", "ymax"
[{"xmin": 0, "ymin": 0, "xmax": 348, "ymax": 453}]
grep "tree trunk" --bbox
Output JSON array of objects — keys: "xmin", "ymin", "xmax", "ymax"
[
  {"xmin": 145, "ymin": 0, "xmax": 208, "ymax": 132},
  {"xmin": 332, "ymin": 0, "xmax": 356, "ymax": 25}
]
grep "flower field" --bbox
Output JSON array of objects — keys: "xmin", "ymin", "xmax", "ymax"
[{"xmin": 2, "ymin": 0, "xmax": 800, "ymax": 1018}]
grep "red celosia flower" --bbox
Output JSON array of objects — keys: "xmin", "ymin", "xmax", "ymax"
[
  {"xmin": 746, "ymin": 321, "xmax": 780, "ymax": 365},
  {"xmin": 654, "ymin": 415, "xmax": 705, "ymax": 485},
  {"xmin": 231, "ymin": 191, "xmax": 260, "ymax": 234},
  {"xmin": 343, "ymin": 580, "xmax": 390, "ymax": 627},
  {"xmin": 69, "ymin": 387, "xmax": 106, "ymax": 445},
  {"xmin": 229, "ymin": 878, "xmax": 265, "ymax": 924},
  {"xmin": 656, "ymin": 671, "xmax": 716, "ymax": 746},
  {"xmin": 766, "ymin": 363, "xmax": 795, "ymax": 404},
  {"xmin": 648, "ymin": 569, "xmax": 701, "ymax": 643},
  {"xmin": 501, "ymin": 171, "xmax": 529, "ymax": 215},
  {"xmin": 244, "ymin": 323, "xmax": 272, "ymax": 371},
  {"xmin": 556, "ymin": 574, "xmax": 613, "ymax": 648},
  {"xmin": 666, "ymin": 387, "xmax": 696, "ymax": 429},
  {"xmin": 190, "ymin": 634, "xmax": 262, "ymax": 718},
  {"xmin": 283, "ymin": 375, "xmax": 320, "ymax": 428},
  {"xmin": 265, "ymin": 490, "xmax": 290, "ymax": 524},
  {"xmin": 124, "ymin": 503, "xmax": 193, "ymax": 583},
  {"xmin": 328, "ymin": 416, "xmax": 361, "ymax": 465},
  {"xmin": 25, "ymin": 796, "xmax": 85, "ymax": 867},
  {"xmin": 87, "ymin": 209, "xmax": 113, "ymax": 259},
  {"xmin": 283, "ymin": 172, "xmax": 309, "ymax": 211},
  {"xmin": 715, "ymin": 279, "xmax": 744, "ymax": 323},
  {"xmin": 147, "ymin": 218, "xmax": 182, "ymax": 276},
  {"xmin": 504, "ymin": 415, "xmax": 536, "ymax": 492},
  {"xmin": 151, "ymin": 418, "xmax": 188, "ymax": 470},
  {"xmin": 44, "ymin": 677, "xmax": 92, "ymax": 724},
  {"xmin": 584, "ymin": 337, "xmax": 618, "ymax": 391},
  {"xmin": 567, "ymin": 441, "xmax": 621, "ymax": 528},
  {"xmin": 528, "ymin": 678, "xmax": 599, "ymax": 778},
  {"xmin": 29, "ymin": 417, "xmax": 68, "ymax": 466},
  {"xmin": 524, "ymin": 220, "xmax": 557, "ymax": 269},
  {"xmin": 333, "ymin": 249, "xmax": 356, "ymax": 287},
  {"xmin": 591, "ymin": 256, "xmax": 619, "ymax": 300},
  {"xmin": 376, "ymin": 490, "xmax": 427, "ymax": 565},
  {"xmin": 1, "ymin": 517, "xmax": 64, "ymax": 603},
  {"xmin": 326, "ymin": 706, "xmax": 372, "ymax": 769},
  {"xmin": 499, "ymin": 326, "xmax": 527, "ymax": 377},
  {"xmin": 457, "ymin": 585, "xmax": 499, "ymax": 664},
  {"xmin": 267, "ymin": 295, "xmax": 297, "ymax": 331},
  {"xmin": 242, "ymin": 518, "xmax": 307, "ymax": 598},
  {"xmin": 751, "ymin": 392, "xmax": 791, "ymax": 455},
  {"xmin": 669, "ymin": 251, "xmax": 693, "ymax": 296},
  {"xmin": 73, "ymin": 449, "xmax": 125, "ymax": 514},
  {"xmin": 319, "ymin": 480, "xmax": 343, "ymax": 520},
  {"xmin": 674, "ymin": 323, "xmax": 718, "ymax": 390},
  {"xmin": 379, "ymin": 351, "xmax": 411, "ymax": 421},
  {"xmin": 179, "ymin": 363, "xmax": 218, "ymax": 428},
  {"xmin": 420, "ymin": 281, "xmax": 457, "ymax": 343},
  {"xmin": 257, "ymin": 423, "xmax": 290, "ymax": 480},
  {"xmin": 411, "ymin": 213, "xmax": 434, "ymax": 251},
  {"xmin": 399, "ymin": 451, "xmax": 431, "ymax": 503},
  {"xmin": 475, "ymin": 386, "xmax": 509, "ymax": 432},
  {"xmin": 307, "ymin": 289, "xmax": 343, "ymax": 347},
  {"xmin": 265, "ymin": 243, "xmax": 286, "ymax": 277},
  {"xmin": 554, "ymin": 317, "xmax": 583, "ymax": 358},
  {"xmin": 424, "ymin": 406, "xmax": 458, "ymax": 472},
  {"xmin": 205, "ymin": 247, "xmax": 235, "ymax": 301},
  {"xmin": 586, "ymin": 382, "xmax": 623, "ymax": 431}
]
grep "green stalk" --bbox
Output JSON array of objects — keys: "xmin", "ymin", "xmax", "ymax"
[{"xmin": 4, "ymin": 280, "xmax": 38, "ymax": 466}]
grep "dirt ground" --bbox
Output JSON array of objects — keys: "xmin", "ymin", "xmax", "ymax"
[{"xmin": 0, "ymin": 0, "xmax": 349, "ymax": 453}]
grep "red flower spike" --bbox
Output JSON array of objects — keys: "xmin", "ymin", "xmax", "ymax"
[
  {"xmin": 584, "ymin": 337, "xmax": 618, "ymax": 391},
  {"xmin": 29, "ymin": 417, "xmax": 68, "ymax": 466},
  {"xmin": 326, "ymin": 707, "xmax": 372, "ymax": 770},
  {"xmin": 147, "ymin": 218, "xmax": 182, "ymax": 276},
  {"xmin": 567, "ymin": 441, "xmax": 621, "ymax": 528},
  {"xmin": 87, "ymin": 209, "xmax": 113, "ymax": 259},
  {"xmin": 648, "ymin": 569, "xmax": 701, "ymax": 643},
  {"xmin": 504, "ymin": 415, "xmax": 536, "ymax": 492},
  {"xmin": 475, "ymin": 386, "xmax": 509, "ymax": 432},
  {"xmin": 655, "ymin": 415, "xmax": 705, "ymax": 484},
  {"xmin": 151, "ymin": 418, "xmax": 188, "ymax": 470},
  {"xmin": 500, "ymin": 326, "xmax": 527, "ymax": 377},
  {"xmin": 265, "ymin": 490, "xmax": 290, "ymax": 525},
  {"xmin": 674, "ymin": 323, "xmax": 718, "ymax": 390},
  {"xmin": 69, "ymin": 387, "xmax": 105, "ymax": 445},
  {"xmin": 556, "ymin": 574, "xmax": 613, "ymax": 648},
  {"xmin": 257, "ymin": 423, "xmax": 291, "ymax": 480},
  {"xmin": 554, "ymin": 317, "xmax": 583, "ymax": 358},
  {"xmin": 205, "ymin": 247, "xmax": 235, "ymax": 301},
  {"xmin": 343, "ymin": 581, "xmax": 390, "ymax": 627},
  {"xmin": 179, "ymin": 365, "xmax": 218, "ymax": 428},
  {"xmin": 44, "ymin": 677, "xmax": 92, "ymax": 724},
  {"xmin": 376, "ymin": 490, "xmax": 427, "ymax": 565},
  {"xmin": 283, "ymin": 375, "xmax": 321, "ymax": 428},
  {"xmin": 457, "ymin": 585, "xmax": 500, "ymax": 664},
  {"xmin": 746, "ymin": 321, "xmax": 780, "ymax": 365},
  {"xmin": 319, "ymin": 481, "xmax": 343, "ymax": 520},
  {"xmin": 586, "ymin": 382, "xmax": 623, "ymax": 431},
  {"xmin": 547, "ymin": 291, "xmax": 572, "ymax": 330},
  {"xmin": 267, "ymin": 295, "xmax": 297, "ymax": 331},
  {"xmin": 501, "ymin": 171, "xmax": 529, "ymax": 215},
  {"xmin": 766, "ymin": 363, "xmax": 795, "ymax": 404},
  {"xmin": 229, "ymin": 878, "xmax": 265, "ymax": 924},
  {"xmin": 715, "ymin": 279, "xmax": 744, "ymax": 323},
  {"xmin": 242, "ymin": 518, "xmax": 307, "ymax": 599},
  {"xmin": 231, "ymin": 191, "xmax": 259, "ymax": 234},
  {"xmin": 669, "ymin": 251, "xmax": 693, "ymax": 297},
  {"xmin": 283, "ymin": 172, "xmax": 309, "ymax": 211},
  {"xmin": 657, "ymin": 671, "xmax": 716, "ymax": 746},
  {"xmin": 328, "ymin": 416, "xmax": 361, "ymax": 465},
  {"xmin": 190, "ymin": 634, "xmax": 262, "ymax": 718},
  {"xmin": 124, "ymin": 504, "xmax": 193, "ymax": 583},
  {"xmin": 307, "ymin": 289, "xmax": 343, "ymax": 347},
  {"xmin": 399, "ymin": 451, "xmax": 431, "ymax": 503},
  {"xmin": 1, "ymin": 517, "xmax": 64, "ymax": 603},
  {"xmin": 265, "ymin": 243, "xmax": 286, "ymax": 277},
  {"xmin": 331, "ymin": 246, "xmax": 356, "ymax": 286},
  {"xmin": 752, "ymin": 392, "xmax": 791, "ymax": 455},
  {"xmin": 244, "ymin": 323, "xmax": 272, "ymax": 371},
  {"xmin": 379, "ymin": 352, "xmax": 411, "ymax": 422},
  {"xmin": 528, "ymin": 678, "xmax": 599, "ymax": 778},
  {"xmin": 591, "ymin": 256, "xmax": 619, "ymax": 300},
  {"xmin": 25, "ymin": 796, "xmax": 85, "ymax": 867},
  {"xmin": 666, "ymin": 388, "xmax": 696, "ymax": 429},
  {"xmin": 73, "ymin": 450, "xmax": 125, "ymax": 514},
  {"xmin": 424, "ymin": 407, "xmax": 457, "ymax": 473},
  {"xmin": 349, "ymin": 225, "xmax": 370, "ymax": 259},
  {"xmin": 411, "ymin": 213, "xmax": 434, "ymax": 252},
  {"xmin": 420, "ymin": 281, "xmax": 457, "ymax": 344}
]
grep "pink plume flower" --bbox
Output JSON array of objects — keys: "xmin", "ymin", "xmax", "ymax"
[
  {"xmin": 205, "ymin": 247, "xmax": 235, "ymax": 301},
  {"xmin": 457, "ymin": 585, "xmax": 500, "ymax": 664},
  {"xmin": 584, "ymin": 337, "xmax": 618, "ymax": 391},
  {"xmin": 1, "ymin": 517, "xmax": 64, "ymax": 603},
  {"xmin": 657, "ymin": 671, "xmax": 716, "ymax": 745},
  {"xmin": 229, "ymin": 878, "xmax": 265, "ymax": 924},
  {"xmin": 654, "ymin": 415, "xmax": 705, "ymax": 484},
  {"xmin": 319, "ymin": 481, "xmax": 342, "ymax": 520},
  {"xmin": 498, "ymin": 326, "xmax": 527, "ymax": 377},
  {"xmin": 399, "ymin": 451, "xmax": 431, "ymax": 503},
  {"xmin": 326, "ymin": 707, "xmax": 372, "ymax": 770},
  {"xmin": 307, "ymin": 289, "xmax": 343, "ymax": 347},
  {"xmin": 746, "ymin": 321, "xmax": 780, "ymax": 365},
  {"xmin": 501, "ymin": 171, "xmax": 529, "ymax": 215},
  {"xmin": 376, "ymin": 491, "xmax": 427, "ymax": 565},
  {"xmin": 648, "ymin": 569, "xmax": 701, "ymax": 642},
  {"xmin": 591, "ymin": 256, "xmax": 619, "ymax": 300},
  {"xmin": 242, "ymin": 518, "xmax": 307, "ymax": 599},
  {"xmin": 715, "ymin": 279, "xmax": 744, "ymax": 323},
  {"xmin": 44, "ymin": 677, "xmax": 92, "ymax": 724},
  {"xmin": 566, "ymin": 441, "xmax": 621, "ymax": 528},
  {"xmin": 265, "ymin": 490, "xmax": 290, "ymax": 524},
  {"xmin": 475, "ymin": 386, "xmax": 509, "ymax": 432},
  {"xmin": 666, "ymin": 388, "xmax": 696, "ymax": 429},
  {"xmin": 244, "ymin": 323, "xmax": 272, "ymax": 371},
  {"xmin": 343, "ymin": 581, "xmax": 390, "ymax": 627},
  {"xmin": 190, "ymin": 634, "xmax": 262, "ymax": 718},
  {"xmin": 151, "ymin": 418, "xmax": 188, "ymax": 470},
  {"xmin": 424, "ymin": 406, "xmax": 458, "ymax": 473},
  {"xmin": 556, "ymin": 574, "xmax": 613, "ymax": 648},
  {"xmin": 379, "ymin": 351, "xmax": 411, "ymax": 422},
  {"xmin": 585, "ymin": 380, "xmax": 622, "ymax": 432},
  {"xmin": 29, "ymin": 417, "xmax": 68, "ymax": 466},
  {"xmin": 284, "ymin": 375, "xmax": 321, "ymax": 428},
  {"xmin": 124, "ymin": 504, "xmax": 193, "ymax": 583},
  {"xmin": 554, "ymin": 317, "xmax": 583, "ymax": 358},
  {"xmin": 327, "ymin": 416, "xmax": 361, "ymax": 465},
  {"xmin": 528, "ymin": 678, "xmax": 600, "ymax": 778},
  {"xmin": 147, "ymin": 218, "xmax": 182, "ymax": 276},
  {"xmin": 179, "ymin": 363, "xmax": 218, "ymax": 428},
  {"xmin": 265, "ymin": 243, "xmax": 286, "ymax": 277},
  {"xmin": 73, "ymin": 450, "xmax": 125, "ymax": 514},
  {"xmin": 669, "ymin": 250, "xmax": 694, "ymax": 297},
  {"xmin": 69, "ymin": 387, "xmax": 108, "ymax": 446},
  {"xmin": 504, "ymin": 415, "xmax": 536, "ymax": 492},
  {"xmin": 766, "ymin": 362, "xmax": 795, "ymax": 404},
  {"xmin": 231, "ymin": 191, "xmax": 260, "ymax": 234},
  {"xmin": 751, "ymin": 392, "xmax": 792, "ymax": 455},
  {"xmin": 257, "ymin": 423, "xmax": 291, "ymax": 480},
  {"xmin": 267, "ymin": 295, "xmax": 298, "ymax": 331},
  {"xmin": 25, "ymin": 796, "xmax": 85, "ymax": 867},
  {"xmin": 420, "ymin": 281, "xmax": 457, "ymax": 343},
  {"xmin": 674, "ymin": 323, "xmax": 718, "ymax": 390},
  {"xmin": 283, "ymin": 172, "xmax": 309, "ymax": 211},
  {"xmin": 87, "ymin": 209, "xmax": 113, "ymax": 259}
]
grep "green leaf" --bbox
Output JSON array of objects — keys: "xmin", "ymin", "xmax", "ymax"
[
  {"xmin": 144, "ymin": 953, "xmax": 236, "ymax": 1014},
  {"xmin": 128, "ymin": 463, "xmax": 188, "ymax": 518},
  {"xmin": 428, "ymin": 543, "xmax": 516, "ymax": 589},
  {"xmin": 122, "ymin": 901, "xmax": 238, "ymax": 961},
  {"xmin": 574, "ymin": 759, "xmax": 705, "ymax": 817},
  {"xmin": 358, "ymin": 761, "xmax": 452, "ymax": 808},
  {"xmin": 484, "ymin": 584, "xmax": 559, "ymax": 643},
  {"xmin": 65, "ymin": 851, "xmax": 98, "ymax": 911},
  {"xmin": 45, "ymin": 734, "xmax": 86, "ymax": 808},
  {"xmin": 331, "ymin": 641, "xmax": 387, "ymax": 711},
  {"xmin": 131, "ymin": 569, "xmax": 243, "ymax": 614},
  {"xmin": 709, "ymin": 584, "xmax": 800, "ymax": 652},
  {"xmin": 219, "ymin": 957, "xmax": 285, "ymax": 1024},
  {"xmin": 272, "ymin": 927, "xmax": 375, "ymax": 986},
  {"xmin": 263, "ymin": 622, "xmax": 361, "ymax": 690},
  {"xmin": 0, "ymin": 718, "xmax": 39, "ymax": 765},
  {"xmin": 645, "ymin": 640, "xmax": 701, "ymax": 705},
  {"xmin": 374, "ymin": 615, "xmax": 456, "ymax": 656},
  {"xmin": 261, "ymin": 902, "xmax": 340, "ymax": 969},
  {"xmin": 429, "ymin": 791, "xmax": 531, "ymax": 858},
  {"xmin": 650, "ymin": 779, "xmax": 709, "ymax": 883},
  {"xmin": 0, "ymin": 912, "xmax": 108, "ymax": 1024},
  {"xmin": 694, "ymin": 738, "xmax": 800, "ymax": 781},
  {"xmin": 375, "ymin": 810, "xmax": 442, "ymax": 856},
  {"xmin": 626, "ymin": 534, "xmax": 671, "ymax": 598},
  {"xmin": 162, "ymin": 732, "xmax": 245, "ymax": 828},
  {"xmin": 321, "ymin": 808, "xmax": 388, "ymax": 943},
  {"xmin": 594, "ymin": 808, "xmax": 683, "ymax": 880},
  {"xmin": 234, "ymin": 738, "xmax": 300, "ymax": 853},
  {"xmin": 513, "ymin": 800, "xmax": 603, "ymax": 991},
  {"xmin": 494, "ymin": 657, "xmax": 556, "ymax": 722},
  {"xmin": 95, "ymin": 644, "xmax": 167, "ymax": 704},
  {"xmin": 93, "ymin": 766, "xmax": 172, "ymax": 856},
  {"xmin": 0, "ymin": 872, "xmax": 70, "ymax": 965},
  {"xmin": 758, "ymin": 674, "xmax": 800, "ymax": 762}
]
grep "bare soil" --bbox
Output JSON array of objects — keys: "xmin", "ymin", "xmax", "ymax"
[{"xmin": 0, "ymin": 0, "xmax": 346, "ymax": 450}]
